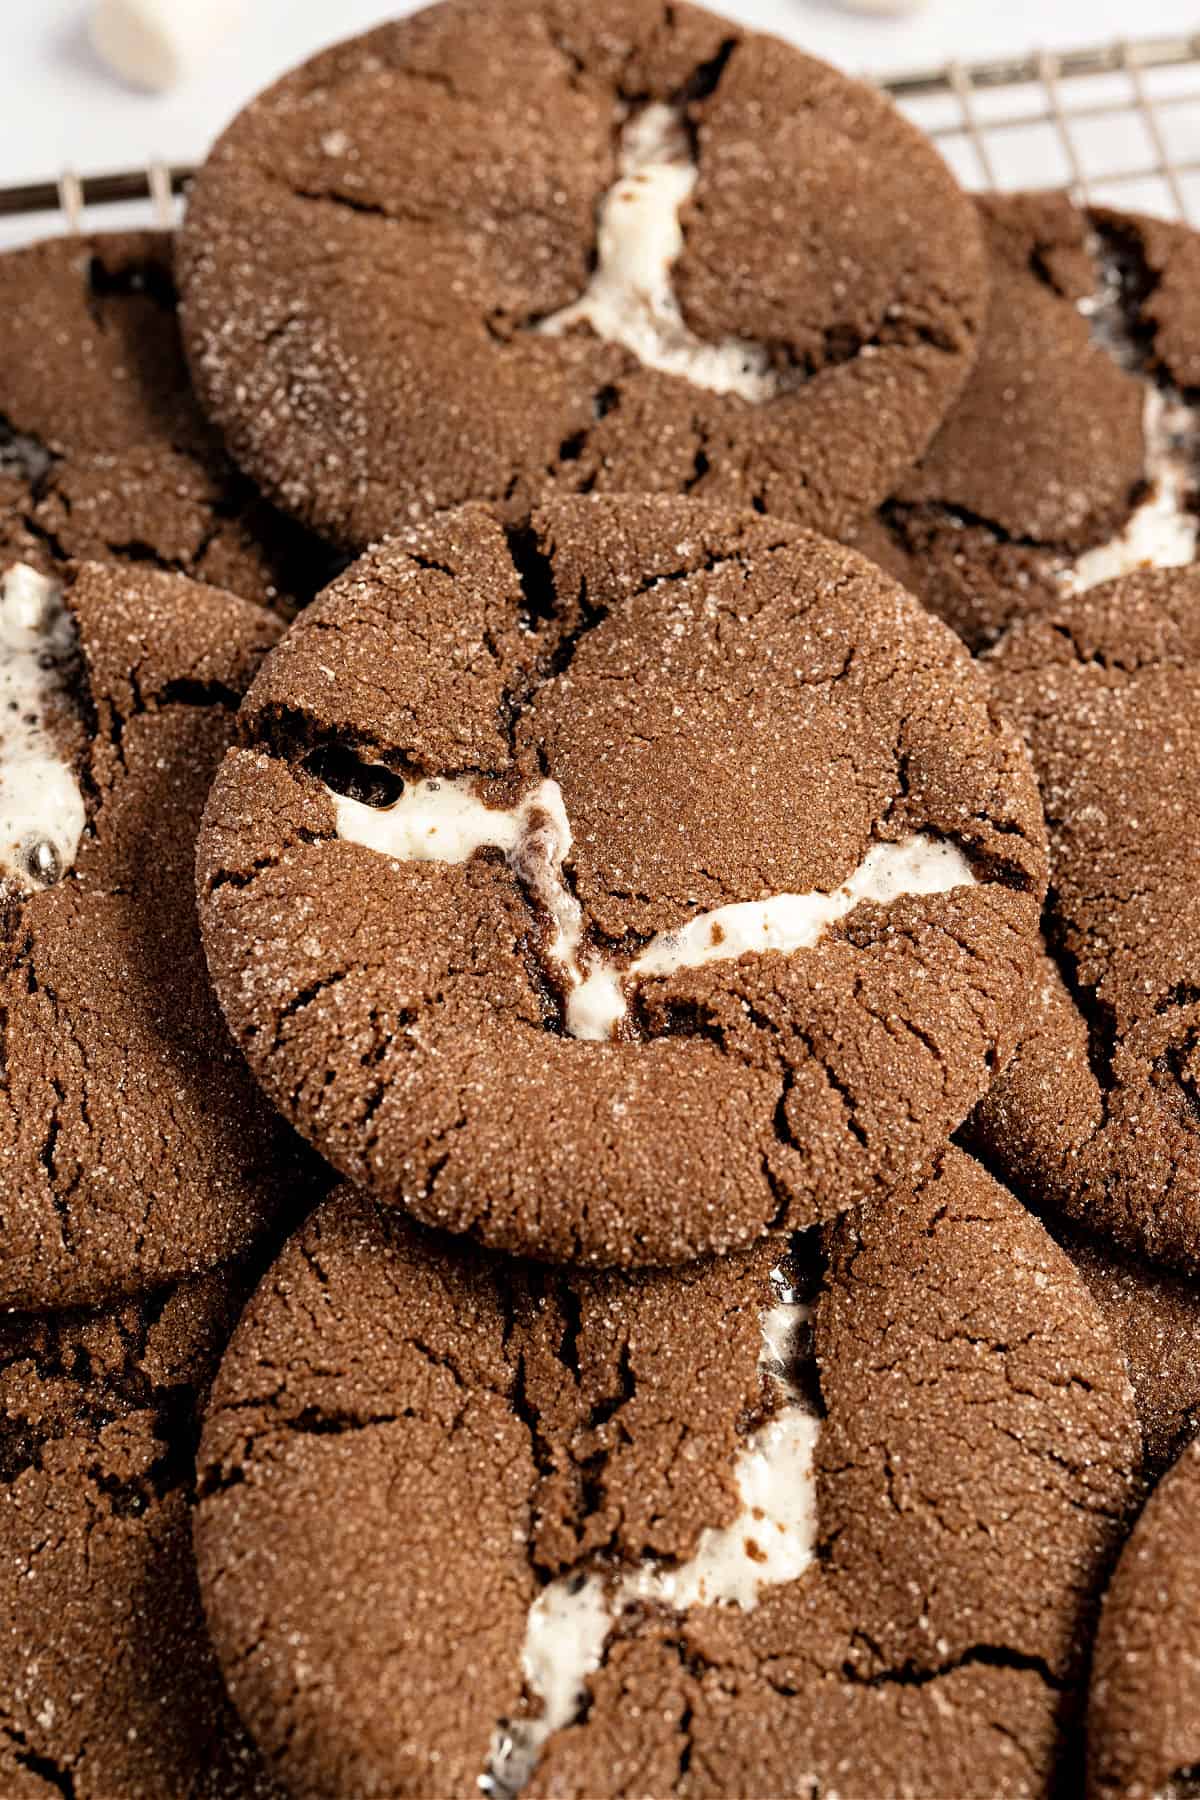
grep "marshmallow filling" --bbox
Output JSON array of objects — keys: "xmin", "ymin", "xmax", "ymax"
[
  {"xmin": 536, "ymin": 102, "xmax": 780, "ymax": 404},
  {"xmin": 329, "ymin": 773, "xmax": 977, "ymax": 1041},
  {"xmin": 0, "ymin": 564, "xmax": 85, "ymax": 892},
  {"xmin": 480, "ymin": 1272, "xmax": 819, "ymax": 1799}
]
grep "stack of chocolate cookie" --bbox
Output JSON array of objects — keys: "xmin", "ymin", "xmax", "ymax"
[{"xmin": 3, "ymin": 3, "xmax": 1199, "ymax": 1796}]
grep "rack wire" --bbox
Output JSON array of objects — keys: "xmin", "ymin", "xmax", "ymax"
[
  {"xmin": 2, "ymin": 30, "xmax": 1200, "ymax": 239},
  {"xmin": 890, "ymin": 32, "xmax": 1200, "ymax": 220}
]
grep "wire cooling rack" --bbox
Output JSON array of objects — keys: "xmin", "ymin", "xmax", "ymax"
[
  {"xmin": 889, "ymin": 32, "xmax": 1200, "ymax": 220},
  {"xmin": 2, "ymin": 30, "xmax": 1200, "ymax": 240}
]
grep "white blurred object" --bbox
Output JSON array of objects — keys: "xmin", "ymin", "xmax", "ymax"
[
  {"xmin": 832, "ymin": 0, "xmax": 929, "ymax": 13},
  {"xmin": 89, "ymin": 0, "xmax": 245, "ymax": 92}
]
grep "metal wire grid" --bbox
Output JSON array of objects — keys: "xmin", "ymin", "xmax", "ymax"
[
  {"xmin": 2, "ymin": 30, "xmax": 1200, "ymax": 236},
  {"xmin": 892, "ymin": 32, "xmax": 1200, "ymax": 221}
]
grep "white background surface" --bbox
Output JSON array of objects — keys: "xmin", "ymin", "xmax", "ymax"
[{"xmin": 2, "ymin": 0, "xmax": 1200, "ymax": 247}]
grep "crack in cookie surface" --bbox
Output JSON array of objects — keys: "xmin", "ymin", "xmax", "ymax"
[
  {"xmin": 192, "ymin": 1155, "xmax": 1140, "ymax": 1800},
  {"xmin": 198, "ymin": 495, "xmax": 1046, "ymax": 1266},
  {"xmin": 968, "ymin": 561, "xmax": 1200, "ymax": 1275},
  {"xmin": 534, "ymin": 102, "xmax": 780, "ymax": 403},
  {"xmin": 327, "ymin": 764, "xmax": 977, "ymax": 1040},
  {"xmin": 177, "ymin": 0, "xmax": 988, "ymax": 548},
  {"xmin": 0, "ymin": 231, "xmax": 336, "ymax": 617},
  {"xmin": 484, "ymin": 1269, "xmax": 818, "ymax": 1797},
  {"xmin": 860, "ymin": 194, "xmax": 1200, "ymax": 651},
  {"xmin": 0, "ymin": 1261, "xmax": 278, "ymax": 1799},
  {"xmin": 0, "ymin": 556, "xmax": 316, "ymax": 1311}
]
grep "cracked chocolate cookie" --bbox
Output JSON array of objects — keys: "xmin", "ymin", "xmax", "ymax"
[
  {"xmin": 196, "ymin": 494, "xmax": 1047, "ymax": 1267},
  {"xmin": 968, "ymin": 957, "xmax": 1200, "ymax": 1483},
  {"xmin": 967, "ymin": 567, "xmax": 1200, "ymax": 1278},
  {"xmin": 1089, "ymin": 1434, "xmax": 1200, "ymax": 1800},
  {"xmin": 194, "ymin": 1150, "xmax": 1139, "ymax": 1799},
  {"xmin": 1054, "ymin": 1213, "xmax": 1200, "ymax": 1487},
  {"xmin": 848, "ymin": 194, "xmax": 1200, "ymax": 651},
  {"xmin": 178, "ymin": 0, "xmax": 988, "ymax": 551},
  {"xmin": 0, "ymin": 1259, "xmax": 280, "ymax": 1799},
  {"xmin": 0, "ymin": 231, "xmax": 336, "ymax": 612},
  {"xmin": 0, "ymin": 557, "xmax": 316, "ymax": 1310}
]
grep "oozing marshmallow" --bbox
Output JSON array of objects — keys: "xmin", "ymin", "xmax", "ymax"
[
  {"xmin": 89, "ymin": 0, "xmax": 245, "ymax": 93},
  {"xmin": 536, "ymin": 103, "xmax": 780, "ymax": 403},
  {"xmin": 1070, "ymin": 258, "xmax": 1198, "ymax": 592},
  {"xmin": 0, "ymin": 565, "xmax": 85, "ymax": 892},
  {"xmin": 1065, "ymin": 387, "xmax": 1199, "ymax": 593},
  {"xmin": 482, "ymin": 1277, "xmax": 820, "ymax": 1799},
  {"xmin": 333, "ymin": 775, "xmax": 976, "ymax": 1040}
]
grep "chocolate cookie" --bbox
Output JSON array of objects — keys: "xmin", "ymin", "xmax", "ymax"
[
  {"xmin": 968, "ymin": 567, "xmax": 1200, "ymax": 1277},
  {"xmin": 1055, "ymin": 1216, "xmax": 1200, "ymax": 1486},
  {"xmin": 968, "ymin": 957, "xmax": 1200, "ymax": 1482},
  {"xmin": 850, "ymin": 195, "xmax": 1200, "ymax": 650},
  {"xmin": 0, "ymin": 232, "xmax": 337, "ymax": 612},
  {"xmin": 194, "ymin": 1150, "xmax": 1138, "ymax": 1798},
  {"xmin": 178, "ymin": 0, "xmax": 988, "ymax": 551},
  {"xmin": 0, "ymin": 1260, "xmax": 279, "ymax": 1799},
  {"xmin": 196, "ymin": 494, "xmax": 1046, "ymax": 1267},
  {"xmin": 0, "ymin": 557, "xmax": 315, "ymax": 1310},
  {"xmin": 1088, "ymin": 1435, "xmax": 1200, "ymax": 1799}
]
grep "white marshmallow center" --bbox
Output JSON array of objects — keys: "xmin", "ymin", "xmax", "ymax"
[
  {"xmin": 537, "ymin": 103, "xmax": 780, "ymax": 404},
  {"xmin": 1064, "ymin": 387, "xmax": 1199, "ymax": 593},
  {"xmin": 331, "ymin": 776, "xmax": 976, "ymax": 1040},
  {"xmin": 481, "ymin": 1277, "xmax": 818, "ymax": 1799},
  {"xmin": 0, "ymin": 565, "xmax": 86, "ymax": 892}
]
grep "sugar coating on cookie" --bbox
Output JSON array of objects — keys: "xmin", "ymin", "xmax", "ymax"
[
  {"xmin": 0, "ymin": 563, "xmax": 85, "ymax": 891},
  {"xmin": 973, "ymin": 564, "xmax": 1200, "ymax": 1276},
  {"xmin": 536, "ymin": 103, "xmax": 778, "ymax": 403},
  {"xmin": 198, "ymin": 496, "xmax": 1047, "ymax": 1267},
  {"xmin": 0, "ymin": 558, "xmax": 312, "ymax": 1312},
  {"xmin": 1088, "ymin": 1436, "xmax": 1200, "ymax": 1800},
  {"xmin": 193, "ymin": 1155, "xmax": 1139, "ymax": 1800},
  {"xmin": 864, "ymin": 195, "xmax": 1200, "ymax": 650},
  {"xmin": 0, "ymin": 231, "xmax": 333, "ymax": 613},
  {"xmin": 178, "ymin": 0, "xmax": 988, "ymax": 548},
  {"xmin": 486, "ymin": 1274, "xmax": 818, "ymax": 1795},
  {"xmin": 0, "ymin": 1261, "xmax": 274, "ymax": 1798},
  {"xmin": 334, "ymin": 772, "xmax": 975, "ymax": 1041},
  {"xmin": 1034, "ymin": 1191, "xmax": 1200, "ymax": 1483}
]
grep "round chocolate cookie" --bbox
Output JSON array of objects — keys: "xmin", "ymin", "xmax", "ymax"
[
  {"xmin": 848, "ymin": 194, "xmax": 1200, "ymax": 650},
  {"xmin": 196, "ymin": 494, "xmax": 1046, "ymax": 1267},
  {"xmin": 1056, "ymin": 1217, "xmax": 1200, "ymax": 1487},
  {"xmin": 0, "ymin": 556, "xmax": 317, "ymax": 1310},
  {"xmin": 1089, "ymin": 1435, "xmax": 1200, "ymax": 1799},
  {"xmin": 970, "ymin": 566, "xmax": 1200, "ymax": 1277},
  {"xmin": 194, "ymin": 1150, "xmax": 1139, "ymax": 1798},
  {"xmin": 0, "ymin": 1260, "xmax": 280, "ymax": 1799},
  {"xmin": 968, "ymin": 957, "xmax": 1200, "ymax": 1482},
  {"xmin": 0, "ymin": 231, "xmax": 338, "ymax": 612},
  {"xmin": 178, "ymin": 0, "xmax": 988, "ymax": 551}
]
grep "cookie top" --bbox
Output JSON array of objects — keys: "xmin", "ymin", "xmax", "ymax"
[
  {"xmin": 969, "ymin": 958, "xmax": 1200, "ymax": 1483},
  {"xmin": 0, "ymin": 231, "xmax": 337, "ymax": 613},
  {"xmin": 194, "ymin": 1149, "xmax": 1138, "ymax": 1799},
  {"xmin": 1052, "ymin": 1213, "xmax": 1200, "ymax": 1485},
  {"xmin": 853, "ymin": 195, "xmax": 1200, "ymax": 650},
  {"xmin": 178, "ymin": 0, "xmax": 988, "ymax": 550},
  {"xmin": 197, "ymin": 494, "xmax": 1046, "ymax": 1267},
  {"xmin": 1089, "ymin": 1435, "xmax": 1200, "ymax": 1800},
  {"xmin": 0, "ymin": 1261, "xmax": 279, "ymax": 1799},
  {"xmin": 971, "ymin": 567, "xmax": 1200, "ymax": 1276},
  {"xmin": 0, "ymin": 557, "xmax": 316, "ymax": 1310}
]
